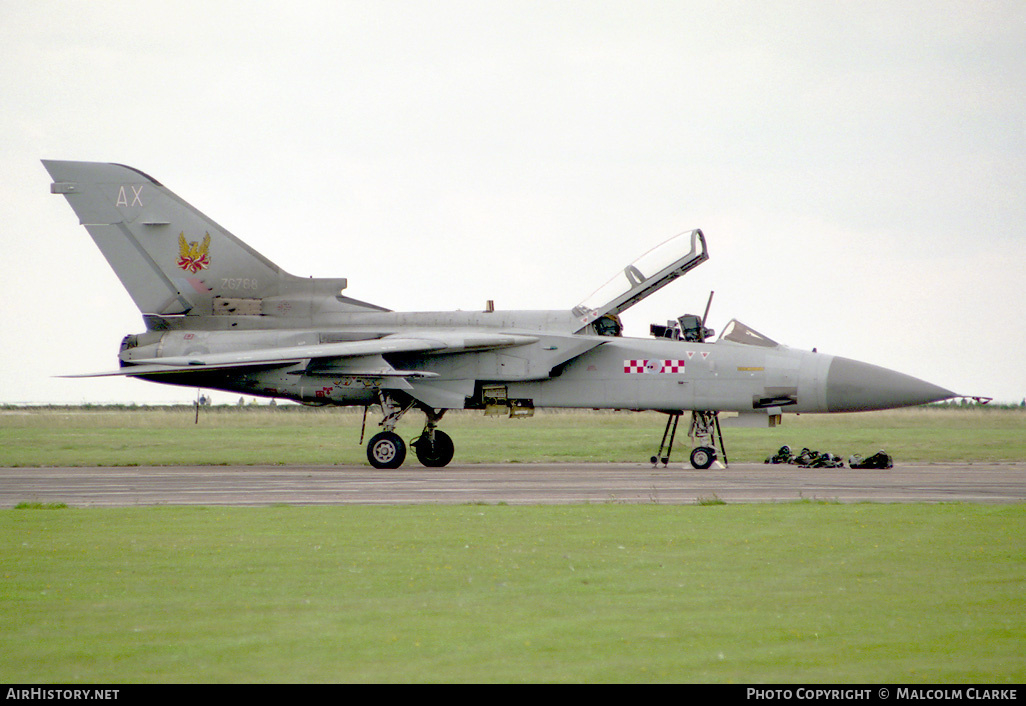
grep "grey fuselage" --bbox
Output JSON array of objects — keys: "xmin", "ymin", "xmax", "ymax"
[{"xmin": 119, "ymin": 306, "xmax": 948, "ymax": 417}]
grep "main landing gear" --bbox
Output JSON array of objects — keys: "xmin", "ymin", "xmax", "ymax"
[
  {"xmin": 364, "ymin": 393, "xmax": 455, "ymax": 469},
  {"xmin": 651, "ymin": 410, "xmax": 728, "ymax": 470}
]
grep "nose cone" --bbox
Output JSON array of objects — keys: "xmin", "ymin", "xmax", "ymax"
[{"xmin": 825, "ymin": 356, "xmax": 956, "ymax": 412}]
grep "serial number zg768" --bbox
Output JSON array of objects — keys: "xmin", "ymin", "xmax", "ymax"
[{"xmin": 221, "ymin": 278, "xmax": 259, "ymax": 290}]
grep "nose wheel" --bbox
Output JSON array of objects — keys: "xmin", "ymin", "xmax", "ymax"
[{"xmin": 689, "ymin": 446, "xmax": 717, "ymax": 470}]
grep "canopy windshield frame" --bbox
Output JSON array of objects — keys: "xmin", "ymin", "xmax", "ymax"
[{"xmin": 717, "ymin": 319, "xmax": 780, "ymax": 348}]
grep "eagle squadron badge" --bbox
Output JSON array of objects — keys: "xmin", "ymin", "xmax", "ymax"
[{"xmin": 177, "ymin": 232, "xmax": 211, "ymax": 273}]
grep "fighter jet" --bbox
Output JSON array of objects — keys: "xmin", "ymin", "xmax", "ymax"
[{"xmin": 43, "ymin": 160, "xmax": 958, "ymax": 469}]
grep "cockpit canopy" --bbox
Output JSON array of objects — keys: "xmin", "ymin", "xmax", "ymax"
[
  {"xmin": 718, "ymin": 319, "xmax": 779, "ymax": 348},
  {"xmin": 574, "ymin": 229, "xmax": 708, "ymax": 330},
  {"xmin": 648, "ymin": 317, "xmax": 778, "ymax": 347}
]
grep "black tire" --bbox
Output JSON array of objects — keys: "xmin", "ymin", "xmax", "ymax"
[
  {"xmin": 413, "ymin": 430, "xmax": 455, "ymax": 468},
  {"xmin": 690, "ymin": 446, "xmax": 716, "ymax": 470},
  {"xmin": 367, "ymin": 431, "xmax": 406, "ymax": 469}
]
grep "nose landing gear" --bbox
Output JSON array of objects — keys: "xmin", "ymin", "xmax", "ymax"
[{"xmin": 651, "ymin": 410, "xmax": 728, "ymax": 470}]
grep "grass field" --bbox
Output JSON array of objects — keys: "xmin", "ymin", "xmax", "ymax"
[
  {"xmin": 2, "ymin": 503, "xmax": 1023, "ymax": 683},
  {"xmin": 2, "ymin": 404, "xmax": 1024, "ymax": 467},
  {"xmin": 2, "ymin": 405, "xmax": 1023, "ymax": 683}
]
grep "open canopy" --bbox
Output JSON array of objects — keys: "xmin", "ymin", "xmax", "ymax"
[{"xmin": 574, "ymin": 229, "xmax": 708, "ymax": 329}]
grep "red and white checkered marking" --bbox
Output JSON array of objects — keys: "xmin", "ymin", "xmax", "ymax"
[
  {"xmin": 661, "ymin": 360, "xmax": 685, "ymax": 373},
  {"xmin": 624, "ymin": 359, "xmax": 647, "ymax": 374},
  {"xmin": 623, "ymin": 359, "xmax": 687, "ymax": 374}
]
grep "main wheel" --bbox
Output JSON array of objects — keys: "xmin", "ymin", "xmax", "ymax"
[
  {"xmin": 367, "ymin": 431, "xmax": 406, "ymax": 469},
  {"xmin": 689, "ymin": 446, "xmax": 716, "ymax": 470},
  {"xmin": 413, "ymin": 430, "xmax": 455, "ymax": 468}
]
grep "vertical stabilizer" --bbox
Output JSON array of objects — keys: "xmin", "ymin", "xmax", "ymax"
[{"xmin": 43, "ymin": 160, "xmax": 377, "ymax": 320}]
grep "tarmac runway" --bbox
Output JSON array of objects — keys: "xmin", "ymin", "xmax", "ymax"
[{"xmin": 2, "ymin": 462, "xmax": 1024, "ymax": 507}]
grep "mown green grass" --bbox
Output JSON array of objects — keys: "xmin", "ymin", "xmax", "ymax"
[
  {"xmin": 2, "ymin": 503, "xmax": 1023, "ymax": 683},
  {"xmin": 2, "ymin": 405, "xmax": 1024, "ymax": 466}
]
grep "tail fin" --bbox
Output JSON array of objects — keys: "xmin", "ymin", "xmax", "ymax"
[{"xmin": 42, "ymin": 160, "xmax": 384, "ymax": 322}]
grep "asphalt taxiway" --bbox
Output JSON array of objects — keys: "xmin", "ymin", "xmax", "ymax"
[{"xmin": 1, "ymin": 462, "xmax": 1023, "ymax": 507}]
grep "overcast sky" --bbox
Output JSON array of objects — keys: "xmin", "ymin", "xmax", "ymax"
[{"xmin": 2, "ymin": 1, "xmax": 1023, "ymax": 405}]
